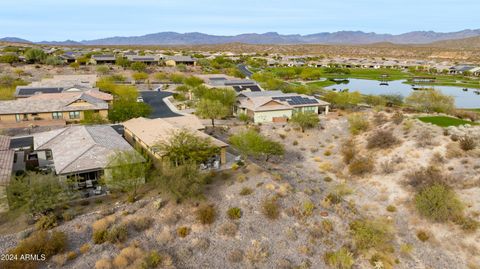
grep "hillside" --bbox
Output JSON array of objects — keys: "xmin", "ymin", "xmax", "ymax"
[{"xmin": 427, "ymin": 36, "xmax": 480, "ymax": 49}]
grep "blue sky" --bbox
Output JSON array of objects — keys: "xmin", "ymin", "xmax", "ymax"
[{"xmin": 1, "ymin": 0, "xmax": 478, "ymax": 41}]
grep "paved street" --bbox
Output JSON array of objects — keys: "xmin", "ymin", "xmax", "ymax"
[{"xmin": 140, "ymin": 91, "xmax": 181, "ymax": 118}]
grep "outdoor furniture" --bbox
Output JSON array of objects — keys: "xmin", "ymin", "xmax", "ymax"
[
  {"xmin": 93, "ymin": 186, "xmax": 102, "ymax": 195},
  {"xmin": 86, "ymin": 180, "xmax": 93, "ymax": 188}
]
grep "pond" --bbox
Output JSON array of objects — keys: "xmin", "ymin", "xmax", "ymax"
[{"xmin": 325, "ymin": 79, "xmax": 480, "ymax": 109}]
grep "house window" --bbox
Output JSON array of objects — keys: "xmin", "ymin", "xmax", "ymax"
[
  {"xmin": 15, "ymin": 114, "xmax": 21, "ymax": 122},
  {"xmin": 52, "ymin": 112, "xmax": 63, "ymax": 120},
  {"xmin": 69, "ymin": 111, "xmax": 80, "ymax": 119}
]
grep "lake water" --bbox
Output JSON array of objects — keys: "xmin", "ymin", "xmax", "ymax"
[{"xmin": 325, "ymin": 79, "xmax": 480, "ymax": 109}]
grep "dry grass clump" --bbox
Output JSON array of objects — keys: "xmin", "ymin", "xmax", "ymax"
[
  {"xmin": 176, "ymin": 226, "xmax": 190, "ymax": 238},
  {"xmin": 373, "ymin": 113, "xmax": 389, "ymax": 126},
  {"xmin": 227, "ymin": 207, "xmax": 242, "ymax": 220},
  {"xmin": 459, "ymin": 136, "xmax": 477, "ymax": 151},
  {"xmin": 406, "ymin": 166, "xmax": 451, "ymax": 191},
  {"xmin": 228, "ymin": 249, "xmax": 244, "ymax": 263},
  {"xmin": 128, "ymin": 216, "xmax": 153, "ymax": 232},
  {"xmin": 391, "ymin": 111, "xmax": 404, "ymax": 125},
  {"xmin": 415, "ymin": 128, "xmax": 435, "ymax": 147},
  {"xmin": 80, "ymin": 243, "xmax": 91, "ymax": 254},
  {"xmin": 369, "ymin": 252, "xmax": 395, "ymax": 269},
  {"xmin": 196, "ymin": 204, "xmax": 217, "ymax": 225},
  {"xmin": 309, "ymin": 220, "xmax": 334, "ymax": 239},
  {"xmin": 348, "ymin": 156, "xmax": 375, "ymax": 176},
  {"xmin": 245, "ymin": 240, "xmax": 269, "ymax": 265},
  {"xmin": 416, "ymin": 230, "xmax": 430, "ymax": 242},
  {"xmin": 348, "ymin": 113, "xmax": 369, "ymax": 135},
  {"xmin": 92, "ymin": 215, "xmax": 116, "ymax": 244},
  {"xmin": 1, "ymin": 231, "xmax": 67, "ymax": 269},
  {"xmin": 446, "ymin": 142, "xmax": 464, "ymax": 158},
  {"xmin": 324, "ymin": 247, "xmax": 354, "ymax": 269},
  {"xmin": 239, "ymin": 187, "xmax": 253, "ymax": 195},
  {"xmin": 341, "ymin": 139, "xmax": 358, "ymax": 164},
  {"xmin": 219, "ymin": 222, "xmax": 238, "ymax": 237},
  {"xmin": 112, "ymin": 246, "xmax": 145, "ymax": 268},
  {"xmin": 453, "ymin": 109, "xmax": 479, "ymax": 122},
  {"xmin": 95, "ymin": 258, "xmax": 113, "ymax": 269},
  {"xmin": 366, "ymin": 130, "xmax": 400, "ymax": 149},
  {"xmin": 349, "ymin": 218, "xmax": 394, "ymax": 251},
  {"xmin": 261, "ymin": 196, "xmax": 280, "ymax": 220},
  {"xmin": 35, "ymin": 214, "xmax": 58, "ymax": 230}
]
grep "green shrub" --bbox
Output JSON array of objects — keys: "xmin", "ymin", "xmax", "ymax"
[
  {"xmin": 453, "ymin": 216, "xmax": 479, "ymax": 232},
  {"xmin": 324, "ymin": 247, "xmax": 354, "ymax": 269},
  {"xmin": 369, "ymin": 252, "xmax": 395, "ymax": 269},
  {"xmin": 105, "ymin": 224, "xmax": 128, "ymax": 244},
  {"xmin": 347, "ymin": 113, "xmax": 369, "ymax": 135},
  {"xmin": 348, "ymin": 156, "xmax": 375, "ymax": 176},
  {"xmin": 142, "ymin": 251, "xmax": 162, "ymax": 268},
  {"xmin": 227, "ymin": 207, "xmax": 243, "ymax": 220},
  {"xmin": 196, "ymin": 204, "xmax": 216, "ymax": 225},
  {"xmin": 415, "ymin": 184, "xmax": 464, "ymax": 222},
  {"xmin": 302, "ymin": 200, "xmax": 315, "ymax": 217},
  {"xmin": 93, "ymin": 229, "xmax": 108, "ymax": 244},
  {"xmin": 262, "ymin": 196, "xmax": 280, "ymax": 220},
  {"xmin": 366, "ymin": 130, "xmax": 399, "ymax": 149},
  {"xmin": 35, "ymin": 214, "xmax": 58, "ymax": 230},
  {"xmin": 350, "ymin": 219, "xmax": 393, "ymax": 250},
  {"xmin": 386, "ymin": 205, "xmax": 397, "ymax": 212}
]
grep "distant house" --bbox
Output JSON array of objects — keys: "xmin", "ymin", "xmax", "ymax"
[
  {"xmin": 26, "ymin": 125, "xmax": 144, "ymax": 187},
  {"xmin": 236, "ymin": 91, "xmax": 329, "ymax": 123},
  {"xmin": 449, "ymin": 65, "xmax": 476, "ymax": 75},
  {"xmin": 59, "ymin": 54, "xmax": 77, "ymax": 64},
  {"xmin": 0, "ymin": 92, "xmax": 110, "ymax": 128},
  {"xmin": 165, "ymin": 56, "xmax": 196, "ymax": 67},
  {"xmin": 0, "ymin": 135, "xmax": 14, "ymax": 186},
  {"xmin": 123, "ymin": 116, "xmax": 228, "ymax": 167},
  {"xmin": 197, "ymin": 74, "xmax": 262, "ymax": 93},
  {"xmin": 90, "ymin": 54, "xmax": 116, "ymax": 65},
  {"xmin": 15, "ymin": 85, "xmax": 112, "ymax": 102},
  {"xmin": 126, "ymin": 54, "xmax": 162, "ymax": 65}
]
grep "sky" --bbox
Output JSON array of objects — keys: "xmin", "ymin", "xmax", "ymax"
[{"xmin": 1, "ymin": 0, "xmax": 479, "ymax": 41}]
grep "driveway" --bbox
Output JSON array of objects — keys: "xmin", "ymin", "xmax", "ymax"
[
  {"xmin": 140, "ymin": 91, "xmax": 181, "ymax": 118},
  {"xmin": 237, "ymin": 64, "xmax": 253, "ymax": 78}
]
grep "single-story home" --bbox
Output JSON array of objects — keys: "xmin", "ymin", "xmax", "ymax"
[
  {"xmin": 449, "ymin": 65, "xmax": 476, "ymax": 75},
  {"xmin": 15, "ymin": 85, "xmax": 112, "ymax": 102},
  {"xmin": 165, "ymin": 56, "xmax": 196, "ymax": 67},
  {"xmin": 0, "ymin": 92, "xmax": 110, "ymax": 127},
  {"xmin": 126, "ymin": 54, "xmax": 163, "ymax": 64},
  {"xmin": 90, "ymin": 54, "xmax": 116, "ymax": 65},
  {"xmin": 30, "ymin": 125, "xmax": 144, "ymax": 187},
  {"xmin": 236, "ymin": 91, "xmax": 330, "ymax": 123},
  {"xmin": 196, "ymin": 74, "xmax": 262, "ymax": 93},
  {"xmin": 123, "ymin": 116, "xmax": 228, "ymax": 167}
]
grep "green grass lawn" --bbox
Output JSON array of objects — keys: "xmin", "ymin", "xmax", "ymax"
[
  {"xmin": 417, "ymin": 116, "xmax": 478, "ymax": 127},
  {"xmin": 306, "ymin": 80, "xmax": 337, "ymax": 87}
]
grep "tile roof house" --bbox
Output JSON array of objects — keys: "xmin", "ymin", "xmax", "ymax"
[
  {"xmin": 165, "ymin": 56, "xmax": 196, "ymax": 67},
  {"xmin": 33, "ymin": 125, "xmax": 143, "ymax": 177},
  {"xmin": 90, "ymin": 54, "xmax": 116, "ymax": 64},
  {"xmin": 0, "ymin": 92, "xmax": 110, "ymax": 128},
  {"xmin": 0, "ymin": 135, "xmax": 14, "ymax": 186},
  {"xmin": 236, "ymin": 91, "xmax": 330, "ymax": 123},
  {"xmin": 123, "ymin": 116, "xmax": 227, "ymax": 166}
]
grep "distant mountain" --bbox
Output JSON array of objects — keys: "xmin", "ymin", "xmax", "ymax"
[
  {"xmin": 0, "ymin": 37, "xmax": 32, "ymax": 43},
  {"xmin": 427, "ymin": 36, "xmax": 480, "ymax": 49},
  {"xmin": 2, "ymin": 29, "xmax": 480, "ymax": 46},
  {"xmin": 37, "ymin": 40, "xmax": 84, "ymax": 46}
]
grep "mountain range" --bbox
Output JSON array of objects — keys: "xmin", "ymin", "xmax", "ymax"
[{"xmin": 1, "ymin": 29, "xmax": 480, "ymax": 46}]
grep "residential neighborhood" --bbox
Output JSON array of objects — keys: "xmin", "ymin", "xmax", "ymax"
[{"xmin": 0, "ymin": 2, "xmax": 480, "ymax": 268}]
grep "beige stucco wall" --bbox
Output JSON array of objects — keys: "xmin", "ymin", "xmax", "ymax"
[
  {"xmin": 253, "ymin": 109, "xmax": 292, "ymax": 123},
  {"xmin": 0, "ymin": 109, "xmax": 108, "ymax": 123}
]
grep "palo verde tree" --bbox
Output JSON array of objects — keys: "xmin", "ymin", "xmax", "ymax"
[
  {"xmin": 229, "ymin": 129, "xmax": 284, "ymax": 161},
  {"xmin": 195, "ymin": 99, "xmax": 229, "ymax": 127},
  {"xmin": 405, "ymin": 89, "xmax": 455, "ymax": 114},
  {"xmin": 105, "ymin": 150, "xmax": 147, "ymax": 202},
  {"xmin": 155, "ymin": 129, "xmax": 219, "ymax": 167},
  {"xmin": 24, "ymin": 48, "xmax": 47, "ymax": 64},
  {"xmin": 290, "ymin": 111, "xmax": 320, "ymax": 132},
  {"xmin": 6, "ymin": 172, "xmax": 69, "ymax": 215}
]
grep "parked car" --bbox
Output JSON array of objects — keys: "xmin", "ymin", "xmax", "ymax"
[{"xmin": 136, "ymin": 96, "xmax": 144, "ymax": 102}]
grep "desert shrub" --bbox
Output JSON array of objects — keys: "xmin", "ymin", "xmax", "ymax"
[
  {"xmin": 415, "ymin": 184, "xmax": 464, "ymax": 222},
  {"xmin": 228, "ymin": 249, "xmax": 244, "ymax": 263},
  {"xmin": 324, "ymin": 247, "xmax": 354, "ymax": 269},
  {"xmin": 349, "ymin": 219, "xmax": 393, "ymax": 250},
  {"xmin": 129, "ymin": 216, "xmax": 153, "ymax": 232},
  {"xmin": 391, "ymin": 112, "xmax": 404, "ymax": 124},
  {"xmin": 176, "ymin": 226, "xmax": 190, "ymax": 238},
  {"xmin": 302, "ymin": 200, "xmax": 315, "ymax": 217},
  {"xmin": 35, "ymin": 214, "xmax": 58, "ymax": 230},
  {"xmin": 196, "ymin": 204, "xmax": 216, "ymax": 225},
  {"xmin": 341, "ymin": 139, "xmax": 357, "ymax": 164},
  {"xmin": 326, "ymin": 193, "xmax": 343, "ymax": 204},
  {"xmin": 459, "ymin": 136, "xmax": 476, "ymax": 151},
  {"xmin": 366, "ymin": 130, "xmax": 399, "ymax": 149},
  {"xmin": 453, "ymin": 109, "xmax": 479, "ymax": 122},
  {"xmin": 453, "ymin": 216, "xmax": 480, "ymax": 232},
  {"xmin": 105, "ymin": 224, "xmax": 128, "ymax": 244},
  {"xmin": 347, "ymin": 113, "xmax": 369, "ymax": 135},
  {"xmin": 227, "ymin": 207, "xmax": 242, "ymax": 220},
  {"xmin": 1, "ymin": 231, "xmax": 67, "ymax": 268},
  {"xmin": 93, "ymin": 229, "xmax": 108, "ymax": 244},
  {"xmin": 80, "ymin": 243, "xmax": 91, "ymax": 254},
  {"xmin": 219, "ymin": 222, "xmax": 238, "ymax": 237},
  {"xmin": 369, "ymin": 252, "xmax": 395, "ymax": 269},
  {"xmin": 406, "ymin": 166, "xmax": 450, "ymax": 191},
  {"xmin": 62, "ymin": 210, "xmax": 75, "ymax": 221},
  {"xmin": 262, "ymin": 196, "xmax": 280, "ymax": 220},
  {"xmin": 142, "ymin": 251, "xmax": 162, "ymax": 269},
  {"xmin": 416, "ymin": 230, "xmax": 430, "ymax": 242},
  {"xmin": 66, "ymin": 251, "xmax": 77, "ymax": 260},
  {"xmin": 239, "ymin": 187, "xmax": 253, "ymax": 195},
  {"xmin": 348, "ymin": 156, "xmax": 375, "ymax": 176},
  {"xmin": 415, "ymin": 128, "xmax": 435, "ymax": 147},
  {"xmin": 380, "ymin": 160, "xmax": 395, "ymax": 174},
  {"xmin": 309, "ymin": 220, "xmax": 334, "ymax": 238},
  {"xmin": 386, "ymin": 205, "xmax": 397, "ymax": 212},
  {"xmin": 245, "ymin": 240, "xmax": 269, "ymax": 265},
  {"xmin": 95, "ymin": 258, "xmax": 112, "ymax": 269}
]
